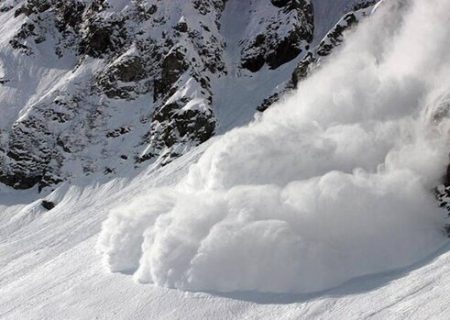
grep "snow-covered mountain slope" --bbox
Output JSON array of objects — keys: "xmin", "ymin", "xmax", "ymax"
[
  {"xmin": 97, "ymin": 0, "xmax": 450, "ymax": 294},
  {"xmin": 0, "ymin": 0, "xmax": 377, "ymax": 190},
  {"xmin": 0, "ymin": 146, "xmax": 449, "ymax": 320},
  {"xmin": 2, "ymin": 0, "xmax": 450, "ymax": 319}
]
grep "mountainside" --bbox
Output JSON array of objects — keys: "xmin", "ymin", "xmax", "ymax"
[
  {"xmin": 1, "ymin": 153, "xmax": 450, "ymax": 320},
  {"xmin": 0, "ymin": 0, "xmax": 377, "ymax": 191},
  {"xmin": 2, "ymin": 0, "xmax": 450, "ymax": 319}
]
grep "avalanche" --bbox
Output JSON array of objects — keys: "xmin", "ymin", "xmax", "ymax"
[{"xmin": 98, "ymin": 0, "xmax": 450, "ymax": 294}]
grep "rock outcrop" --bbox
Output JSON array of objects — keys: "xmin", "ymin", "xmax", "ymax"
[
  {"xmin": 258, "ymin": 1, "xmax": 378, "ymax": 112},
  {"xmin": 0, "ymin": 0, "xmax": 378, "ymax": 190}
]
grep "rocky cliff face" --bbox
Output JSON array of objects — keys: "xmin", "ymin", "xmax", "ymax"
[
  {"xmin": 0, "ymin": 0, "xmax": 379, "ymax": 190},
  {"xmin": 258, "ymin": 0, "xmax": 378, "ymax": 111}
]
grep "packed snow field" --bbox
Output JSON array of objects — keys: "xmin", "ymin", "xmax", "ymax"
[
  {"xmin": 2, "ymin": 0, "xmax": 450, "ymax": 319},
  {"xmin": 2, "ymin": 155, "xmax": 450, "ymax": 320}
]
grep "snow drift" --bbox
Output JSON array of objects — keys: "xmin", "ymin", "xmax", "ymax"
[{"xmin": 98, "ymin": 0, "xmax": 450, "ymax": 294}]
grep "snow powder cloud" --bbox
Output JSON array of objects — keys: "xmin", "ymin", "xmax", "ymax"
[{"xmin": 98, "ymin": 0, "xmax": 450, "ymax": 294}]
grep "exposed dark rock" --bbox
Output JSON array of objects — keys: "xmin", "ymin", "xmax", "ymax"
[
  {"xmin": 78, "ymin": 2, "xmax": 127, "ymax": 58},
  {"xmin": 116, "ymin": 57, "xmax": 146, "ymax": 82},
  {"xmin": 0, "ymin": 0, "xmax": 378, "ymax": 190},
  {"xmin": 317, "ymin": 13, "xmax": 357, "ymax": 56},
  {"xmin": 352, "ymin": 0, "xmax": 379, "ymax": 11},
  {"xmin": 140, "ymin": 100, "xmax": 215, "ymax": 163},
  {"xmin": 97, "ymin": 55, "xmax": 149, "ymax": 99},
  {"xmin": 41, "ymin": 200, "xmax": 56, "ymax": 210},
  {"xmin": 271, "ymin": 0, "xmax": 290, "ymax": 8},
  {"xmin": 0, "ymin": 5, "xmax": 12, "ymax": 13},
  {"xmin": 9, "ymin": 22, "xmax": 36, "ymax": 54},
  {"xmin": 15, "ymin": 0, "xmax": 51, "ymax": 17},
  {"xmin": 240, "ymin": 0, "xmax": 314, "ymax": 72},
  {"xmin": 174, "ymin": 21, "xmax": 188, "ymax": 33},
  {"xmin": 106, "ymin": 127, "xmax": 131, "ymax": 138},
  {"xmin": 291, "ymin": 52, "xmax": 315, "ymax": 87},
  {"xmin": 154, "ymin": 50, "xmax": 189, "ymax": 100},
  {"xmin": 79, "ymin": 20, "xmax": 125, "ymax": 57},
  {"xmin": 257, "ymin": 2, "xmax": 376, "ymax": 112},
  {"xmin": 0, "ymin": 170, "xmax": 43, "ymax": 190},
  {"xmin": 104, "ymin": 167, "xmax": 114, "ymax": 174},
  {"xmin": 266, "ymin": 33, "xmax": 303, "ymax": 70},
  {"xmin": 0, "ymin": 0, "xmax": 227, "ymax": 189},
  {"xmin": 435, "ymin": 185, "xmax": 450, "ymax": 236},
  {"xmin": 257, "ymin": 92, "xmax": 282, "ymax": 112},
  {"xmin": 242, "ymin": 54, "xmax": 266, "ymax": 73},
  {"xmin": 193, "ymin": 0, "xmax": 226, "ymax": 17},
  {"xmin": 54, "ymin": 0, "xmax": 86, "ymax": 32}
]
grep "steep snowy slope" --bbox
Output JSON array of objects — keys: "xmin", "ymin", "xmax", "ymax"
[
  {"xmin": 98, "ymin": 0, "xmax": 450, "ymax": 294},
  {"xmin": 2, "ymin": 0, "xmax": 450, "ymax": 319},
  {"xmin": 0, "ymin": 0, "xmax": 376, "ymax": 191},
  {"xmin": 0, "ymin": 145, "xmax": 449, "ymax": 320}
]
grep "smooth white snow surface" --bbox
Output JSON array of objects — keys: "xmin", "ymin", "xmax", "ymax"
[
  {"xmin": 98, "ymin": 0, "xmax": 450, "ymax": 294},
  {"xmin": 1, "ymin": 156, "xmax": 450, "ymax": 319}
]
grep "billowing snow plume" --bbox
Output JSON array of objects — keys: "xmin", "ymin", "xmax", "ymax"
[{"xmin": 98, "ymin": 0, "xmax": 450, "ymax": 294}]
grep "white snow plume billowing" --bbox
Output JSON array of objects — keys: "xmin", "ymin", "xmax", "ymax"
[{"xmin": 98, "ymin": 0, "xmax": 450, "ymax": 294}]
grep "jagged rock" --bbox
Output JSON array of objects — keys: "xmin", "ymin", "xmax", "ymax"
[
  {"xmin": 97, "ymin": 55, "xmax": 149, "ymax": 99},
  {"xmin": 0, "ymin": 0, "xmax": 377, "ymax": 190},
  {"xmin": 299, "ymin": 4, "xmax": 375, "ymax": 78},
  {"xmin": 106, "ymin": 127, "xmax": 131, "ymax": 138},
  {"xmin": 115, "ymin": 57, "xmax": 145, "ymax": 83},
  {"xmin": 154, "ymin": 49, "xmax": 189, "ymax": 100},
  {"xmin": 291, "ymin": 52, "xmax": 316, "ymax": 87},
  {"xmin": 435, "ymin": 185, "xmax": 450, "ymax": 237},
  {"xmin": 258, "ymin": 2, "xmax": 376, "ymax": 111},
  {"xmin": 140, "ymin": 99, "xmax": 215, "ymax": 163},
  {"xmin": 15, "ymin": 0, "xmax": 51, "ymax": 17},
  {"xmin": 41, "ymin": 200, "xmax": 56, "ymax": 210},
  {"xmin": 241, "ymin": 0, "xmax": 314, "ymax": 72},
  {"xmin": 0, "ymin": 115, "xmax": 63, "ymax": 190},
  {"xmin": 9, "ymin": 22, "xmax": 36, "ymax": 54},
  {"xmin": 79, "ymin": 19, "xmax": 126, "ymax": 58},
  {"xmin": 174, "ymin": 18, "xmax": 188, "ymax": 33},
  {"xmin": 54, "ymin": 1, "xmax": 86, "ymax": 32},
  {"xmin": 317, "ymin": 14, "xmax": 358, "ymax": 56},
  {"xmin": 352, "ymin": 0, "xmax": 379, "ymax": 11},
  {"xmin": 257, "ymin": 92, "xmax": 283, "ymax": 112},
  {"xmin": 192, "ymin": 0, "xmax": 226, "ymax": 17},
  {"xmin": 0, "ymin": 5, "xmax": 13, "ymax": 13},
  {"xmin": 271, "ymin": 0, "xmax": 291, "ymax": 8},
  {"xmin": 266, "ymin": 32, "xmax": 304, "ymax": 70}
]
